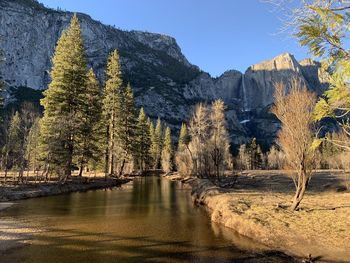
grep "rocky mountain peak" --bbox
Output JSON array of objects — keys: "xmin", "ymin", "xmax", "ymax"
[
  {"xmin": 248, "ymin": 53, "xmax": 301, "ymax": 73},
  {"xmin": 0, "ymin": 0, "xmax": 329, "ymax": 147},
  {"xmin": 128, "ymin": 31, "xmax": 192, "ymax": 67}
]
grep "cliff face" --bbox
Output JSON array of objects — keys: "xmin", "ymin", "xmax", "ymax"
[{"xmin": 0, "ymin": 0, "xmax": 329, "ymax": 147}]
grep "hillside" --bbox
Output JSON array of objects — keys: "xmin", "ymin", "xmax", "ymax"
[{"xmin": 0, "ymin": 0, "xmax": 329, "ymax": 147}]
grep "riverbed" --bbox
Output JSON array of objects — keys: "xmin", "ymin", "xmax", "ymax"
[{"xmin": 0, "ymin": 176, "xmax": 295, "ymax": 262}]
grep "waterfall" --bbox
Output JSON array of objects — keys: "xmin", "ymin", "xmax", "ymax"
[{"xmin": 242, "ymin": 74, "xmax": 249, "ymax": 111}]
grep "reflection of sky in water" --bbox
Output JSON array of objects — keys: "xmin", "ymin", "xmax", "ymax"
[{"xmin": 1, "ymin": 177, "xmax": 291, "ymax": 263}]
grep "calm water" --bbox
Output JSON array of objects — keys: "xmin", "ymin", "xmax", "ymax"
[{"xmin": 1, "ymin": 177, "xmax": 292, "ymax": 263}]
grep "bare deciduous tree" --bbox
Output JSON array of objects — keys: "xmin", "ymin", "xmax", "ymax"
[
  {"xmin": 238, "ymin": 144, "xmax": 250, "ymax": 170},
  {"xmin": 210, "ymin": 100, "xmax": 231, "ymax": 180},
  {"xmin": 272, "ymin": 79, "xmax": 317, "ymax": 210},
  {"xmin": 188, "ymin": 103, "xmax": 211, "ymax": 178},
  {"xmin": 176, "ymin": 101, "xmax": 232, "ymax": 179},
  {"xmin": 267, "ymin": 145, "xmax": 285, "ymax": 169}
]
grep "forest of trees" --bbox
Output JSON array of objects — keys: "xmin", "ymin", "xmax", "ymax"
[
  {"xmin": 0, "ymin": 15, "xmax": 175, "ymax": 183},
  {"xmin": 175, "ymin": 100, "xmax": 232, "ymax": 179},
  {"xmin": 0, "ymin": 1, "xmax": 349, "ymax": 212}
]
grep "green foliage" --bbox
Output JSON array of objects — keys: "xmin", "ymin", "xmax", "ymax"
[
  {"xmin": 150, "ymin": 117, "xmax": 163, "ymax": 169},
  {"xmin": 248, "ymin": 138, "xmax": 263, "ymax": 169},
  {"xmin": 161, "ymin": 126, "xmax": 174, "ymax": 172},
  {"xmin": 102, "ymin": 50, "xmax": 124, "ymax": 175},
  {"xmin": 296, "ymin": 1, "xmax": 350, "ymax": 151},
  {"xmin": 3, "ymin": 112, "xmax": 24, "ymax": 170},
  {"xmin": 25, "ymin": 117, "xmax": 41, "ymax": 172},
  {"xmin": 75, "ymin": 69, "xmax": 102, "ymax": 174},
  {"xmin": 40, "ymin": 14, "xmax": 88, "ymax": 177},
  {"xmin": 296, "ymin": 3, "xmax": 349, "ymax": 64},
  {"xmin": 313, "ymin": 98, "xmax": 334, "ymax": 121},
  {"xmin": 116, "ymin": 83, "xmax": 137, "ymax": 165},
  {"xmin": 178, "ymin": 123, "xmax": 189, "ymax": 151},
  {"xmin": 311, "ymin": 138, "xmax": 323, "ymax": 151},
  {"xmin": 0, "ymin": 48, "xmax": 5, "ymax": 124},
  {"xmin": 135, "ymin": 108, "xmax": 151, "ymax": 171}
]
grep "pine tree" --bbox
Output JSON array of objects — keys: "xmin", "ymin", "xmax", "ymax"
[
  {"xmin": 150, "ymin": 117, "xmax": 163, "ymax": 169},
  {"xmin": 40, "ymin": 14, "xmax": 88, "ymax": 179},
  {"xmin": 0, "ymin": 48, "xmax": 4, "ymax": 125},
  {"xmin": 76, "ymin": 69, "xmax": 102, "ymax": 176},
  {"xmin": 161, "ymin": 127, "xmax": 174, "ymax": 173},
  {"xmin": 249, "ymin": 138, "xmax": 262, "ymax": 169},
  {"xmin": 178, "ymin": 123, "xmax": 189, "ymax": 152},
  {"xmin": 102, "ymin": 50, "xmax": 123, "ymax": 176},
  {"xmin": 148, "ymin": 119, "xmax": 155, "ymax": 167},
  {"xmin": 25, "ymin": 117, "xmax": 40, "ymax": 181},
  {"xmin": 117, "ymin": 83, "xmax": 137, "ymax": 175},
  {"xmin": 4, "ymin": 112, "xmax": 24, "ymax": 182},
  {"xmin": 0, "ymin": 47, "xmax": 5, "ymax": 156},
  {"xmin": 19, "ymin": 102, "xmax": 39, "ymax": 182},
  {"xmin": 135, "ymin": 108, "xmax": 151, "ymax": 172}
]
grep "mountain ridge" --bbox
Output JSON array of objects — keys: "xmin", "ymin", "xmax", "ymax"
[{"xmin": 0, "ymin": 0, "xmax": 329, "ymax": 148}]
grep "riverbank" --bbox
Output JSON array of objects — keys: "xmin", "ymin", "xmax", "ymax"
[
  {"xmin": 183, "ymin": 171, "xmax": 350, "ymax": 263},
  {"xmin": 0, "ymin": 176, "xmax": 131, "ymax": 254},
  {"xmin": 0, "ymin": 177, "xmax": 131, "ymax": 202}
]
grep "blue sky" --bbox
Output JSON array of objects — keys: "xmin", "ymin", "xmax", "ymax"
[{"xmin": 39, "ymin": 0, "xmax": 309, "ymax": 77}]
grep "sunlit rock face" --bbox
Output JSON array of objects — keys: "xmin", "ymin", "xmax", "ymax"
[{"xmin": 0, "ymin": 0, "xmax": 329, "ymax": 147}]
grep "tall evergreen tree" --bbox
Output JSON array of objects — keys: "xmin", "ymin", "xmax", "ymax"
[
  {"xmin": 25, "ymin": 117, "xmax": 40, "ymax": 180},
  {"xmin": 3, "ymin": 112, "xmax": 23, "ymax": 182},
  {"xmin": 249, "ymin": 138, "xmax": 262, "ymax": 169},
  {"xmin": 40, "ymin": 14, "xmax": 88, "ymax": 179},
  {"xmin": 102, "ymin": 50, "xmax": 123, "ymax": 176},
  {"xmin": 76, "ymin": 69, "xmax": 102, "ymax": 176},
  {"xmin": 135, "ymin": 108, "xmax": 151, "ymax": 172},
  {"xmin": 149, "ymin": 119, "xmax": 155, "ymax": 167},
  {"xmin": 0, "ymin": 47, "xmax": 5, "ymax": 157},
  {"xmin": 178, "ymin": 123, "xmax": 189, "ymax": 152},
  {"xmin": 150, "ymin": 117, "xmax": 163, "ymax": 169},
  {"xmin": 161, "ymin": 126, "xmax": 174, "ymax": 173},
  {"xmin": 0, "ymin": 47, "xmax": 4, "ymax": 124},
  {"xmin": 117, "ymin": 83, "xmax": 137, "ymax": 175}
]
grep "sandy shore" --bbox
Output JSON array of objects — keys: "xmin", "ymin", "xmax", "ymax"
[{"xmin": 182, "ymin": 171, "xmax": 350, "ymax": 263}]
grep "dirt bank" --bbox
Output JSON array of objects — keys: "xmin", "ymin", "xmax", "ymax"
[
  {"xmin": 0, "ymin": 177, "xmax": 131, "ymax": 202},
  {"xmin": 187, "ymin": 171, "xmax": 350, "ymax": 263}
]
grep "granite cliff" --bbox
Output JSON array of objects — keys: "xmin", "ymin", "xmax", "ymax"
[{"xmin": 0, "ymin": 0, "xmax": 329, "ymax": 148}]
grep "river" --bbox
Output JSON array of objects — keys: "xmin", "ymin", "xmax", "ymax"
[{"xmin": 0, "ymin": 177, "xmax": 294, "ymax": 262}]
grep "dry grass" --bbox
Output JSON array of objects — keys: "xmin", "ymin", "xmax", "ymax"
[{"xmin": 190, "ymin": 171, "xmax": 350, "ymax": 262}]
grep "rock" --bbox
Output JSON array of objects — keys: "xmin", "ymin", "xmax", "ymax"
[{"xmin": 0, "ymin": 0, "xmax": 330, "ymax": 147}]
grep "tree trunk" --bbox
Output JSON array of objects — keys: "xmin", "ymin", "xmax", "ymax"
[
  {"xmin": 109, "ymin": 154, "xmax": 115, "ymax": 175},
  {"xmin": 291, "ymin": 172, "xmax": 308, "ymax": 211},
  {"xmin": 108, "ymin": 113, "xmax": 115, "ymax": 176},
  {"xmin": 26, "ymin": 167, "xmax": 30, "ymax": 183},
  {"xmin": 104, "ymin": 126, "xmax": 109, "ymax": 180},
  {"xmin": 78, "ymin": 164, "xmax": 84, "ymax": 177},
  {"xmin": 119, "ymin": 159, "xmax": 126, "ymax": 177},
  {"xmin": 3, "ymin": 152, "xmax": 8, "ymax": 184},
  {"xmin": 35, "ymin": 169, "xmax": 38, "ymax": 184},
  {"xmin": 4, "ymin": 168, "xmax": 7, "ymax": 184}
]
